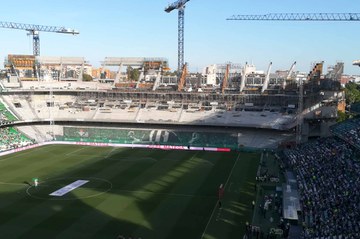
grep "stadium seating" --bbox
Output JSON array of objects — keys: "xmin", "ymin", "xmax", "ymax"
[
  {"xmin": 0, "ymin": 127, "xmax": 33, "ymax": 151},
  {"xmin": 331, "ymin": 118, "xmax": 360, "ymax": 148},
  {"xmin": 0, "ymin": 100, "xmax": 33, "ymax": 152},
  {"xmin": 284, "ymin": 136, "xmax": 360, "ymax": 238},
  {"xmin": 2, "ymin": 94, "xmax": 297, "ymax": 130}
]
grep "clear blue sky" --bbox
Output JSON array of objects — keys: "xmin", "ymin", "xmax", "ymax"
[{"xmin": 0, "ymin": 0, "xmax": 359, "ymax": 75}]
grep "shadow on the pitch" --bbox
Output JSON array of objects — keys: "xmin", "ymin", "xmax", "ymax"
[{"xmin": 23, "ymin": 181, "xmax": 31, "ymax": 186}]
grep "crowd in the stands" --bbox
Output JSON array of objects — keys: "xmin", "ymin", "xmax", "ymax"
[
  {"xmin": 285, "ymin": 134, "xmax": 360, "ymax": 238},
  {"xmin": 331, "ymin": 118, "xmax": 360, "ymax": 148},
  {"xmin": 0, "ymin": 126, "xmax": 32, "ymax": 152}
]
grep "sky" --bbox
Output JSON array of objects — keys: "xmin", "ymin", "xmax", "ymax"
[{"xmin": 0, "ymin": 0, "xmax": 359, "ymax": 75}]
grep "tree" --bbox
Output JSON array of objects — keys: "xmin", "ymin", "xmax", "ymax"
[
  {"xmin": 337, "ymin": 110, "xmax": 348, "ymax": 122},
  {"xmin": 130, "ymin": 68, "xmax": 140, "ymax": 81},
  {"xmin": 126, "ymin": 66, "xmax": 141, "ymax": 81},
  {"xmin": 345, "ymin": 82, "xmax": 360, "ymax": 105},
  {"xmin": 126, "ymin": 66, "xmax": 133, "ymax": 81},
  {"xmin": 82, "ymin": 73, "xmax": 93, "ymax": 81}
]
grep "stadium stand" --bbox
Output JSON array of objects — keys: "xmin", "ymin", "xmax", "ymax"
[
  {"xmin": 0, "ymin": 127, "xmax": 33, "ymax": 151},
  {"xmin": 0, "ymin": 90, "xmax": 296, "ymax": 151},
  {"xmin": 331, "ymin": 118, "xmax": 360, "ymax": 149},
  {"xmin": 284, "ymin": 135, "xmax": 360, "ymax": 238},
  {"xmin": 16, "ymin": 125, "xmax": 63, "ymax": 142},
  {"xmin": 1, "ymin": 93, "xmax": 297, "ymax": 130},
  {"xmin": 0, "ymin": 100, "xmax": 33, "ymax": 151}
]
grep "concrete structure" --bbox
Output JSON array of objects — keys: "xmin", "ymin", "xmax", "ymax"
[
  {"xmin": 3, "ymin": 55, "xmax": 90, "ymax": 82},
  {"xmin": 37, "ymin": 56, "xmax": 89, "ymax": 81},
  {"xmin": 101, "ymin": 57, "xmax": 168, "ymax": 88}
]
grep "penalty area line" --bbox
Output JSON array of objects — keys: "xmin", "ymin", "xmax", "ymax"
[
  {"xmin": 0, "ymin": 181, "xmax": 27, "ymax": 186},
  {"xmin": 105, "ymin": 147, "xmax": 117, "ymax": 158},
  {"xmin": 65, "ymin": 146, "xmax": 87, "ymax": 156},
  {"xmin": 200, "ymin": 152, "xmax": 241, "ymax": 239}
]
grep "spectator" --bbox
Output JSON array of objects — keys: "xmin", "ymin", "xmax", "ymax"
[{"xmin": 284, "ymin": 137, "xmax": 360, "ymax": 238}]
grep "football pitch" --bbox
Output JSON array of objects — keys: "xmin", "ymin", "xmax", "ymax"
[{"xmin": 0, "ymin": 145, "xmax": 260, "ymax": 239}]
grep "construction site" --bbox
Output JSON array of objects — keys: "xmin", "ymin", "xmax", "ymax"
[
  {"xmin": 0, "ymin": 4, "xmax": 357, "ymax": 145},
  {"xmin": 1, "ymin": 53, "xmax": 345, "ymax": 142},
  {"xmin": 1, "ymin": 1, "xmax": 360, "ymax": 239}
]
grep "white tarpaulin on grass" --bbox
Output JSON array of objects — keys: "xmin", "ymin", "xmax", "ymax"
[{"xmin": 49, "ymin": 180, "xmax": 89, "ymax": 196}]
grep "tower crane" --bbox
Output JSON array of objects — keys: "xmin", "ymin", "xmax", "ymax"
[
  {"xmin": 226, "ymin": 12, "xmax": 360, "ymax": 144},
  {"xmin": 0, "ymin": 21, "xmax": 79, "ymax": 56},
  {"xmin": 165, "ymin": 0, "xmax": 190, "ymax": 74},
  {"xmin": 226, "ymin": 13, "xmax": 360, "ymax": 21}
]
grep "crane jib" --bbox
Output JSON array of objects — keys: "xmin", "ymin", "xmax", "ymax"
[
  {"xmin": 226, "ymin": 13, "xmax": 360, "ymax": 21},
  {"xmin": 0, "ymin": 20, "xmax": 79, "ymax": 56}
]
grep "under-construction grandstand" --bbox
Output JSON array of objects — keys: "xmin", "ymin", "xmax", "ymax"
[
  {"xmin": 101, "ymin": 57, "xmax": 169, "ymax": 91},
  {"xmin": 4, "ymin": 55, "xmax": 90, "ymax": 83},
  {"xmin": 1, "ymin": 56, "xmax": 345, "ymax": 142}
]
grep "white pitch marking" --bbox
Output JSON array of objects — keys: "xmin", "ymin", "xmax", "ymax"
[
  {"xmin": 105, "ymin": 147, "xmax": 117, "ymax": 158},
  {"xmin": 201, "ymin": 153, "xmax": 241, "ymax": 238},
  {"xmin": 65, "ymin": 146, "xmax": 87, "ymax": 156},
  {"xmin": 0, "ymin": 181, "xmax": 26, "ymax": 186}
]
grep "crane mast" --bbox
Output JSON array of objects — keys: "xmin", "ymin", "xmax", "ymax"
[
  {"xmin": 165, "ymin": 0, "xmax": 190, "ymax": 73},
  {"xmin": 0, "ymin": 20, "xmax": 79, "ymax": 56}
]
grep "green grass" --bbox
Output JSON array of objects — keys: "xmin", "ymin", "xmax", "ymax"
[
  {"xmin": 0, "ymin": 145, "xmax": 259, "ymax": 239},
  {"xmin": 251, "ymin": 153, "xmax": 283, "ymax": 236}
]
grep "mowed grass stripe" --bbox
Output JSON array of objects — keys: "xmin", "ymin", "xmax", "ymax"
[
  {"xmin": 0, "ymin": 146, "xmax": 115, "ymax": 236},
  {"xmin": 0, "ymin": 199, "xmax": 80, "ymax": 239},
  {"xmin": 0, "ymin": 145, "xmax": 101, "ymax": 181},
  {"xmin": 0, "ymin": 146, "xmax": 99, "ymax": 211},
  {"xmin": 169, "ymin": 152, "xmax": 240, "ymax": 239},
  {"xmin": 24, "ymin": 194, "xmax": 114, "ymax": 239},
  {"xmin": 27, "ymin": 149, "xmax": 186, "ymax": 238},
  {"xmin": 203, "ymin": 152, "xmax": 260, "ymax": 239},
  {"xmin": 0, "ymin": 145, "xmax": 260, "ymax": 238},
  {"xmin": 56, "ymin": 150, "xmax": 217, "ymax": 238},
  {"xmin": 20, "ymin": 149, "xmax": 159, "ymax": 238},
  {"xmin": 107, "ymin": 150, "xmax": 200, "ymax": 190},
  {"xmin": 95, "ymin": 151, "xmax": 235, "ymax": 239},
  {"xmin": 56, "ymin": 150, "xmax": 200, "ymax": 238},
  {"xmin": 55, "ymin": 192, "xmax": 145, "ymax": 238},
  {"xmin": 130, "ymin": 151, "xmax": 238, "ymax": 239},
  {"xmin": 0, "ymin": 146, "xmax": 115, "ymax": 211}
]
